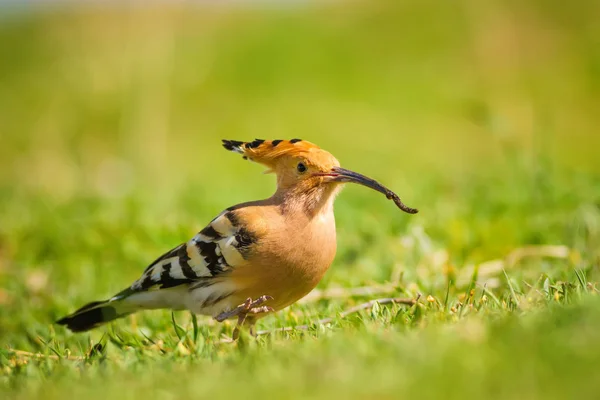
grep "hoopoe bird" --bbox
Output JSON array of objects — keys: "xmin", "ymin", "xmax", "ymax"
[{"xmin": 58, "ymin": 139, "xmax": 417, "ymax": 338}]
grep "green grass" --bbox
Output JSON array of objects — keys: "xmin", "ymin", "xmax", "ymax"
[{"xmin": 1, "ymin": 1, "xmax": 600, "ymax": 398}]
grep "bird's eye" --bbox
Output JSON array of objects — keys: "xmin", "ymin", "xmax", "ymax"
[{"xmin": 297, "ymin": 162, "xmax": 307, "ymax": 173}]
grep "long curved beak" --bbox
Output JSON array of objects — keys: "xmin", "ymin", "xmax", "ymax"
[{"xmin": 319, "ymin": 167, "xmax": 418, "ymax": 214}]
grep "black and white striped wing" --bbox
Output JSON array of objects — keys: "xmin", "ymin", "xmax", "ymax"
[
  {"xmin": 123, "ymin": 211, "xmax": 253, "ymax": 296},
  {"xmin": 57, "ymin": 210, "xmax": 258, "ymax": 331}
]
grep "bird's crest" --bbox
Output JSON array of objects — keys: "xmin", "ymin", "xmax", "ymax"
[{"xmin": 222, "ymin": 139, "xmax": 321, "ymax": 162}]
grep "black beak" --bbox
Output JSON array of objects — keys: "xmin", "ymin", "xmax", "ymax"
[{"xmin": 328, "ymin": 167, "xmax": 418, "ymax": 214}]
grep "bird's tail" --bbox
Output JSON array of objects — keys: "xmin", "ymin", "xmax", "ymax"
[{"xmin": 57, "ymin": 293, "xmax": 134, "ymax": 332}]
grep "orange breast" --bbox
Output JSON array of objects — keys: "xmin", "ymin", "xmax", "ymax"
[{"xmin": 231, "ymin": 208, "xmax": 337, "ymax": 312}]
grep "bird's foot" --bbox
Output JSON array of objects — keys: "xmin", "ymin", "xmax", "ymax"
[
  {"xmin": 215, "ymin": 295, "xmax": 274, "ymax": 340},
  {"xmin": 215, "ymin": 295, "xmax": 274, "ymax": 322}
]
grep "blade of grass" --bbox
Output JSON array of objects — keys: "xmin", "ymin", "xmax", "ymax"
[{"xmin": 503, "ymin": 269, "xmax": 520, "ymax": 308}]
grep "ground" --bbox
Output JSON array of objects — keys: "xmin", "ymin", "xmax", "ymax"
[{"xmin": 1, "ymin": 1, "xmax": 600, "ymax": 399}]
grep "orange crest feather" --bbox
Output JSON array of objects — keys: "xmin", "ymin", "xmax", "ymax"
[{"xmin": 223, "ymin": 139, "xmax": 320, "ymax": 161}]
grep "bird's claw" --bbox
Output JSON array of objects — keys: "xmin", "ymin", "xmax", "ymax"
[
  {"xmin": 214, "ymin": 295, "xmax": 274, "ymax": 340},
  {"xmin": 248, "ymin": 305, "xmax": 274, "ymax": 315},
  {"xmin": 215, "ymin": 295, "xmax": 274, "ymax": 322}
]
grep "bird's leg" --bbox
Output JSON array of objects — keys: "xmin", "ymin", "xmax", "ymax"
[
  {"xmin": 215, "ymin": 295, "xmax": 274, "ymax": 340},
  {"xmin": 232, "ymin": 313, "xmax": 248, "ymax": 341},
  {"xmin": 232, "ymin": 315, "xmax": 259, "ymax": 340},
  {"xmin": 246, "ymin": 316, "xmax": 258, "ymax": 337}
]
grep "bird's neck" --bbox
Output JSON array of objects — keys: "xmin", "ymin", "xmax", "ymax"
[{"xmin": 274, "ymin": 184, "xmax": 342, "ymax": 219}]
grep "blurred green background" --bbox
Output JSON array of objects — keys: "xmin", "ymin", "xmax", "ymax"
[{"xmin": 1, "ymin": 0, "xmax": 600, "ymax": 398}]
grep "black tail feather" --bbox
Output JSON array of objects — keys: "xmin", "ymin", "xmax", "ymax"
[{"xmin": 57, "ymin": 300, "xmax": 130, "ymax": 332}]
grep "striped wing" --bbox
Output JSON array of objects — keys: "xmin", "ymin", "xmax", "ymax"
[{"xmin": 125, "ymin": 211, "xmax": 254, "ymax": 295}]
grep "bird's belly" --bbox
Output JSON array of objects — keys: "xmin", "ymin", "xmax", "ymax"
[
  {"xmin": 185, "ymin": 248, "xmax": 335, "ymax": 317},
  {"xmin": 232, "ymin": 231, "xmax": 337, "ymax": 311},
  {"xmin": 229, "ymin": 265, "xmax": 328, "ymax": 312},
  {"xmin": 260, "ymin": 277, "xmax": 322, "ymax": 311}
]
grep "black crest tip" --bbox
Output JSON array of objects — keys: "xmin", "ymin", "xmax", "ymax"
[{"xmin": 222, "ymin": 139, "xmax": 245, "ymax": 154}]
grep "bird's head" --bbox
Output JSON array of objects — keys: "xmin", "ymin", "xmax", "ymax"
[{"xmin": 223, "ymin": 139, "xmax": 418, "ymax": 214}]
